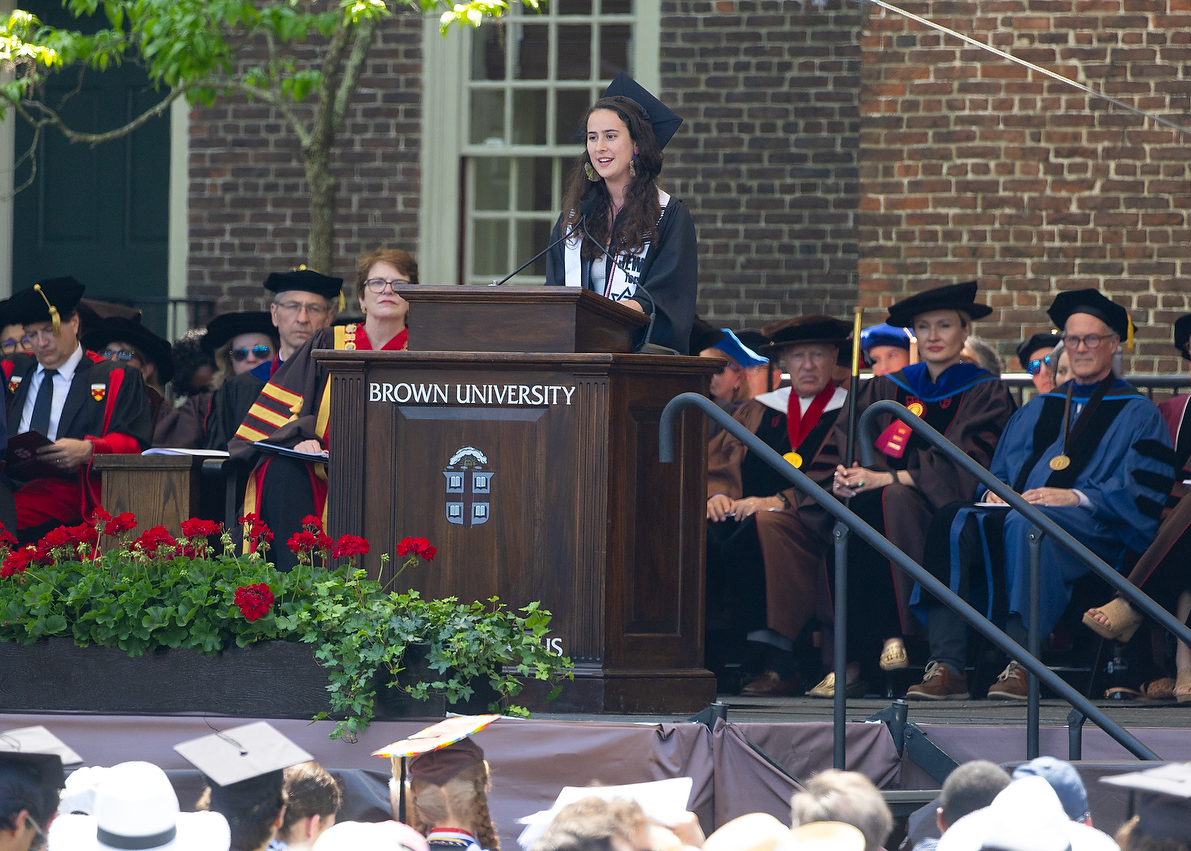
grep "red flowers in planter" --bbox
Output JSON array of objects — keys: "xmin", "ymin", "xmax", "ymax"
[
  {"xmin": 234, "ymin": 583, "xmax": 274, "ymax": 621},
  {"xmin": 1, "ymin": 547, "xmax": 32, "ymax": 578},
  {"xmin": 102, "ymin": 513, "xmax": 137, "ymax": 538},
  {"xmin": 396, "ymin": 537, "xmax": 436, "ymax": 561},
  {"xmin": 330, "ymin": 535, "xmax": 369, "ymax": 560},
  {"xmin": 239, "ymin": 513, "xmax": 274, "ymax": 551},
  {"xmin": 131, "ymin": 526, "xmax": 177, "ymax": 555},
  {"xmin": 180, "ymin": 518, "xmax": 222, "ymax": 539}
]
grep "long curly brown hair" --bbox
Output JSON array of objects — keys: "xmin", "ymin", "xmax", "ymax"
[{"xmin": 560, "ymin": 96, "xmax": 665, "ymax": 263}]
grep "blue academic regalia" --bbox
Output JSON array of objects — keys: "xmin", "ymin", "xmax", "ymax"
[{"xmin": 912, "ymin": 378, "xmax": 1175, "ymax": 637}]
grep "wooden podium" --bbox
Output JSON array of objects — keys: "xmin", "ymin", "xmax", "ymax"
[{"xmin": 316, "ymin": 287, "xmax": 718, "ymax": 713}]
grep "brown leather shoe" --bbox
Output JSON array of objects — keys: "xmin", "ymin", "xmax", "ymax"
[
  {"xmin": 987, "ymin": 661, "xmax": 1029, "ymax": 700},
  {"xmin": 740, "ymin": 669, "xmax": 801, "ymax": 697},
  {"xmin": 906, "ymin": 661, "xmax": 969, "ymax": 700}
]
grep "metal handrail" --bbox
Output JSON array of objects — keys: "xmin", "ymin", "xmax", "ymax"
[{"xmin": 658, "ymin": 392, "xmax": 1160, "ymax": 764}]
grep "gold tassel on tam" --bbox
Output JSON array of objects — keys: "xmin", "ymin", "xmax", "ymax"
[
  {"xmin": 1127, "ymin": 316, "xmax": 1134, "ymax": 351},
  {"xmin": 909, "ymin": 333, "xmax": 918, "ymax": 364},
  {"xmin": 33, "ymin": 284, "xmax": 60, "ymax": 334},
  {"xmin": 338, "ymin": 290, "xmax": 345, "ymax": 311}
]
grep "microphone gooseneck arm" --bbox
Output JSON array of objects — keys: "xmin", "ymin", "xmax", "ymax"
[{"xmin": 489, "ymin": 197, "xmax": 595, "ymax": 286}]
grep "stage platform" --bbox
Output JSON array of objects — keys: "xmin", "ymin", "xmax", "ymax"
[{"xmin": 5, "ymin": 693, "xmax": 1189, "ymax": 847}]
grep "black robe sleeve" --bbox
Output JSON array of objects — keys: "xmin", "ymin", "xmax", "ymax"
[
  {"xmin": 151, "ymin": 392, "xmax": 211, "ymax": 449},
  {"xmin": 206, "ymin": 372, "xmax": 266, "ymax": 451}
]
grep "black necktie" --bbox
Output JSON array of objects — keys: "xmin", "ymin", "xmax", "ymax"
[{"xmin": 29, "ymin": 368, "xmax": 58, "ymax": 437}]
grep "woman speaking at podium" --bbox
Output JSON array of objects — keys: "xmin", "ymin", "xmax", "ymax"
[{"xmin": 544, "ymin": 74, "xmax": 698, "ymax": 355}]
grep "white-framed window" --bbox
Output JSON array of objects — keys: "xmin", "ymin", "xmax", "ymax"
[{"xmin": 420, "ymin": 0, "xmax": 659, "ymax": 286}]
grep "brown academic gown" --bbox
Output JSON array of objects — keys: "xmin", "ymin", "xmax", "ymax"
[{"xmin": 706, "ymin": 386, "xmax": 846, "ymax": 642}]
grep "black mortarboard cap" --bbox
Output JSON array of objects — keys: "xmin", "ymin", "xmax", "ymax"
[
  {"xmin": 8, "ymin": 277, "xmax": 86, "ymax": 330},
  {"xmin": 263, "ymin": 268, "xmax": 345, "ymax": 302},
  {"xmin": 174, "ymin": 721, "xmax": 312, "ymax": 789},
  {"xmin": 0, "ymin": 726, "xmax": 78, "ymax": 822},
  {"xmin": 82, "ymin": 317, "xmax": 175, "ymax": 384},
  {"xmin": 689, "ymin": 318, "xmax": 725, "ymax": 354},
  {"xmin": 601, "ymin": 72, "xmax": 683, "ymax": 149},
  {"xmin": 201, "ymin": 312, "xmax": 278, "ymax": 355},
  {"xmin": 1173, "ymin": 314, "xmax": 1191, "ymax": 362},
  {"xmin": 761, "ymin": 315, "xmax": 852, "ymax": 351},
  {"xmin": 1102, "ymin": 763, "xmax": 1191, "ymax": 843},
  {"xmin": 1046, "ymin": 289, "xmax": 1132, "ymax": 339},
  {"xmin": 76, "ymin": 298, "xmax": 143, "ymax": 334},
  {"xmin": 1016, "ymin": 330, "xmax": 1061, "ymax": 367},
  {"xmin": 886, "ymin": 281, "xmax": 993, "ymax": 328}
]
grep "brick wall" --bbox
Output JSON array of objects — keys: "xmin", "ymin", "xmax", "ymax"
[
  {"xmin": 186, "ymin": 13, "xmax": 424, "ymax": 313},
  {"xmin": 660, "ymin": 0, "xmax": 864, "ymax": 332},
  {"xmin": 859, "ymin": 0, "xmax": 1191, "ymax": 372}
]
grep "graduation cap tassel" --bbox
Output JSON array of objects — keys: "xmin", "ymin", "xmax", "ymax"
[
  {"xmin": 399, "ymin": 756, "xmax": 407, "ymax": 824},
  {"xmin": 33, "ymin": 284, "xmax": 60, "ymax": 335},
  {"xmin": 908, "ymin": 333, "xmax": 918, "ymax": 365},
  {"xmin": 338, "ymin": 290, "xmax": 345, "ymax": 312},
  {"xmin": 1127, "ymin": 316, "xmax": 1135, "ymax": 351}
]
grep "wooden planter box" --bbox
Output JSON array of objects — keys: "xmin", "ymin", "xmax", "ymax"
[{"xmin": 0, "ymin": 638, "xmax": 495, "ymax": 719}]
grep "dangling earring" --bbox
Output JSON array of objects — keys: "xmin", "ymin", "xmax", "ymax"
[
  {"xmin": 585, "ymin": 162, "xmax": 601, "ymax": 182},
  {"xmin": 629, "ymin": 154, "xmax": 637, "ymax": 179}
]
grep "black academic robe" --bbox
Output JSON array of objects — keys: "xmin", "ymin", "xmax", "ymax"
[
  {"xmin": 705, "ymin": 387, "xmax": 846, "ymax": 642},
  {"xmin": 3, "ymin": 350, "xmax": 152, "ymax": 532},
  {"xmin": 152, "ymin": 372, "xmax": 265, "ymax": 451},
  {"xmin": 544, "ymin": 196, "xmax": 698, "ymax": 354}
]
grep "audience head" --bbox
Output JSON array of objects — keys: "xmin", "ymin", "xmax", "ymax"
[
  {"xmin": 736, "ymin": 329, "xmax": 780, "ymax": 394},
  {"xmin": 761, "ymin": 316, "xmax": 851, "ymax": 399},
  {"xmin": 886, "ymin": 281, "xmax": 990, "ymax": 375},
  {"xmin": 265, "ymin": 268, "xmax": 341, "ymax": 360},
  {"xmin": 169, "ymin": 330, "xmax": 217, "ymax": 399},
  {"xmin": 277, "ymin": 762, "xmax": 342, "ymax": 851},
  {"xmin": 960, "ymin": 334, "xmax": 1002, "ymax": 377},
  {"xmin": 703, "ymin": 813, "xmax": 795, "ymax": 851},
  {"xmin": 860, "ymin": 323, "xmax": 913, "ymax": 377},
  {"xmin": 1047, "ymin": 290, "xmax": 1128, "ymax": 386},
  {"xmin": 0, "ymin": 759, "xmax": 58, "ymax": 851},
  {"xmin": 1052, "ymin": 343, "xmax": 1073, "ymax": 387},
  {"xmin": 790, "ymin": 769, "xmax": 893, "ymax": 851},
  {"xmin": 402, "ymin": 738, "xmax": 499, "ymax": 851},
  {"xmin": 7, "ymin": 277, "xmax": 86, "ymax": 371},
  {"xmin": 83, "ymin": 317, "xmax": 174, "ymax": 393},
  {"xmin": 0, "ymin": 316, "xmax": 32, "ymax": 358},
  {"xmin": 48, "ymin": 761, "xmax": 229, "ymax": 851},
  {"xmin": 356, "ymin": 248, "xmax": 417, "ymax": 327},
  {"xmin": 701, "ymin": 329, "xmax": 768, "ymax": 404},
  {"xmin": 1018, "ymin": 331, "xmax": 1060, "ymax": 394},
  {"xmin": 202, "ymin": 312, "xmax": 278, "ymax": 384},
  {"xmin": 530, "ymin": 797, "xmax": 649, "ymax": 851},
  {"xmin": 1013, "ymin": 757, "xmax": 1089, "ymax": 823},
  {"xmin": 937, "ymin": 760, "xmax": 1010, "ymax": 832},
  {"xmin": 1103, "ymin": 763, "xmax": 1191, "ymax": 851},
  {"xmin": 312, "ymin": 821, "xmax": 429, "ymax": 851}
]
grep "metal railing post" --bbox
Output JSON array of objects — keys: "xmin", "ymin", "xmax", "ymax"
[
  {"xmin": 1027, "ymin": 526, "xmax": 1043, "ymax": 759},
  {"xmin": 833, "ymin": 521, "xmax": 849, "ymax": 770}
]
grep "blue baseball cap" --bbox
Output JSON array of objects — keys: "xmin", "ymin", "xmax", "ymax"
[
  {"xmin": 860, "ymin": 323, "xmax": 913, "ymax": 354},
  {"xmin": 712, "ymin": 329, "xmax": 769, "ymax": 369},
  {"xmin": 1013, "ymin": 757, "xmax": 1088, "ymax": 822}
]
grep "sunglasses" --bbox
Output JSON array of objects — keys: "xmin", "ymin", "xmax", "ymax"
[
  {"xmin": 102, "ymin": 349, "xmax": 138, "ymax": 363},
  {"xmin": 231, "ymin": 345, "xmax": 272, "ymax": 362},
  {"xmin": 1025, "ymin": 354, "xmax": 1052, "ymax": 376}
]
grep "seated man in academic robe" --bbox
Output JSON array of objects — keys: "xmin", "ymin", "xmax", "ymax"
[
  {"xmin": 705, "ymin": 315, "xmax": 851, "ymax": 696},
  {"xmin": 907, "ymin": 289, "xmax": 1175, "ymax": 701},
  {"xmin": 1, "ymin": 278, "xmax": 152, "ymax": 542},
  {"xmin": 251, "ymin": 267, "xmax": 340, "ymax": 381}
]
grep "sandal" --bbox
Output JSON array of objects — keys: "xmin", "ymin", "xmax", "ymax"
[
  {"xmin": 879, "ymin": 638, "xmax": 908, "ymax": 671},
  {"xmin": 1103, "ymin": 687, "xmax": 1141, "ymax": 700},
  {"xmin": 1082, "ymin": 598, "xmax": 1143, "ymax": 643},
  {"xmin": 1176, "ymin": 671, "xmax": 1191, "ymax": 704},
  {"xmin": 806, "ymin": 673, "xmax": 869, "ymax": 699},
  {"xmin": 1140, "ymin": 678, "xmax": 1176, "ymax": 701}
]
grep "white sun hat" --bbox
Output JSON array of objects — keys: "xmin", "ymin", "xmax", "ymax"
[
  {"xmin": 47, "ymin": 761, "xmax": 230, "ymax": 851},
  {"xmin": 312, "ymin": 820, "xmax": 430, "ymax": 851}
]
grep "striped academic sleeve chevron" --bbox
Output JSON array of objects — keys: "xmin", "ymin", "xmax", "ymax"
[{"xmin": 235, "ymin": 381, "xmax": 304, "ymax": 442}]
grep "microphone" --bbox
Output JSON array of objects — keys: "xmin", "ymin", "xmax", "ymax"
[
  {"xmin": 489, "ymin": 198, "xmax": 595, "ymax": 286},
  {"xmin": 578, "ymin": 219, "xmax": 679, "ymax": 356}
]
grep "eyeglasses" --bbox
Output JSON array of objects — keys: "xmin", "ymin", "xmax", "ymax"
[
  {"xmin": 363, "ymin": 277, "xmax": 411, "ymax": 293},
  {"xmin": 1025, "ymin": 354, "xmax": 1052, "ymax": 375},
  {"xmin": 0, "ymin": 336, "xmax": 32, "ymax": 354},
  {"xmin": 231, "ymin": 345, "xmax": 272, "ymax": 362},
  {"xmin": 102, "ymin": 349, "xmax": 139, "ymax": 363},
  {"xmin": 275, "ymin": 301, "xmax": 330, "ymax": 317},
  {"xmin": 1063, "ymin": 333, "xmax": 1114, "ymax": 351}
]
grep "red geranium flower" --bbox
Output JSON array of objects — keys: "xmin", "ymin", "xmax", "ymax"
[
  {"xmin": 131, "ymin": 526, "xmax": 178, "ymax": 555},
  {"xmin": 102, "ymin": 512, "xmax": 137, "ymax": 537},
  {"xmin": 287, "ymin": 529, "xmax": 321, "ymax": 555},
  {"xmin": 396, "ymin": 537, "xmax": 436, "ymax": 561},
  {"xmin": 239, "ymin": 513, "xmax": 274, "ymax": 547},
  {"xmin": 234, "ymin": 583, "xmax": 274, "ymax": 621},
  {"xmin": 180, "ymin": 518, "xmax": 222, "ymax": 538},
  {"xmin": 0, "ymin": 547, "xmax": 33, "ymax": 578},
  {"xmin": 301, "ymin": 514, "xmax": 323, "ymax": 531},
  {"xmin": 0, "ymin": 529, "xmax": 18, "ymax": 551},
  {"xmin": 330, "ymin": 534, "xmax": 369, "ymax": 559}
]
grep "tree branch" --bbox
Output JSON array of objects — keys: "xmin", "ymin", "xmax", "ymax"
[
  {"xmin": 330, "ymin": 14, "xmax": 377, "ymax": 139},
  {"xmin": 308, "ymin": 13, "xmax": 353, "ymax": 154},
  {"xmin": 225, "ymin": 78, "xmax": 313, "ymax": 149},
  {"xmin": 13, "ymin": 86, "xmax": 188, "ymax": 146}
]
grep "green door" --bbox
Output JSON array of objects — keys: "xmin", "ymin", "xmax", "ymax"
[{"xmin": 12, "ymin": 0, "xmax": 171, "ymax": 334}]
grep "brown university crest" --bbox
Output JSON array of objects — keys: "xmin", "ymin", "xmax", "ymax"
[{"xmin": 443, "ymin": 446, "xmax": 492, "ymax": 528}]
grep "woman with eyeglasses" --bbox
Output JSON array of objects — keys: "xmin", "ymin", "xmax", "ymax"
[
  {"xmin": 229, "ymin": 248, "xmax": 415, "ymax": 571},
  {"xmin": 1017, "ymin": 331, "xmax": 1060, "ymax": 395}
]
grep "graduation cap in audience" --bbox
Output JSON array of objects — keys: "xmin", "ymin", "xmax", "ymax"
[
  {"xmin": 7, "ymin": 277, "xmax": 86, "ymax": 333},
  {"xmin": 1102, "ymin": 763, "xmax": 1191, "ymax": 843},
  {"xmin": 75, "ymin": 298, "xmax": 143, "ymax": 337},
  {"xmin": 712, "ymin": 329, "xmax": 768, "ymax": 369},
  {"xmin": 886, "ymin": 281, "xmax": 992, "ymax": 328},
  {"xmin": 1016, "ymin": 330, "xmax": 1061, "ymax": 368},
  {"xmin": 201, "ymin": 311, "xmax": 278, "ymax": 356},
  {"xmin": 0, "ymin": 726, "xmax": 79, "ymax": 825},
  {"xmin": 174, "ymin": 721, "xmax": 312, "ymax": 796},
  {"xmin": 1047, "ymin": 289, "xmax": 1135, "ymax": 348},
  {"xmin": 83, "ymin": 316, "xmax": 175, "ymax": 384},
  {"xmin": 734, "ymin": 329, "xmax": 771, "ymax": 357},
  {"xmin": 860, "ymin": 323, "xmax": 914, "ymax": 354},
  {"xmin": 264, "ymin": 266, "xmax": 346, "ymax": 312},
  {"xmin": 761, "ymin": 315, "xmax": 852, "ymax": 351},
  {"xmin": 601, "ymin": 72, "xmax": 683, "ymax": 149},
  {"xmin": 689, "ymin": 318, "xmax": 725, "ymax": 354},
  {"xmin": 1173, "ymin": 314, "xmax": 1191, "ymax": 362}
]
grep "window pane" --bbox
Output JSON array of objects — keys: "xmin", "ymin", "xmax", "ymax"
[
  {"xmin": 555, "ymin": 89, "xmax": 591, "ymax": 145},
  {"xmin": 598, "ymin": 24, "xmax": 632, "ymax": 78},
  {"xmin": 469, "ymin": 90, "xmax": 505, "ymax": 145},
  {"xmin": 601, "ymin": 0, "xmax": 633, "ymax": 13},
  {"xmin": 517, "ymin": 219, "xmax": 554, "ymax": 276},
  {"xmin": 474, "ymin": 158, "xmax": 511, "ymax": 211},
  {"xmin": 512, "ymin": 90, "xmax": 548, "ymax": 145},
  {"xmin": 473, "ymin": 220, "xmax": 509, "ymax": 277},
  {"xmin": 514, "ymin": 23, "xmax": 548, "ymax": 80},
  {"xmin": 516, "ymin": 157, "xmax": 554, "ymax": 212},
  {"xmin": 470, "ymin": 27, "xmax": 506, "ymax": 81},
  {"xmin": 556, "ymin": 25, "xmax": 591, "ymax": 80},
  {"xmin": 558, "ymin": 0, "xmax": 592, "ymax": 13}
]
